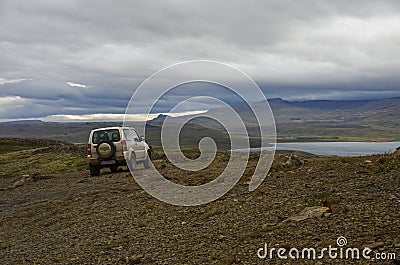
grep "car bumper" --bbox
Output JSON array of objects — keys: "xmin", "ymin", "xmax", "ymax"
[{"xmin": 88, "ymin": 155, "xmax": 126, "ymax": 166}]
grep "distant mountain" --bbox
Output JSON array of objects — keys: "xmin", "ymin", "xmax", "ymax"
[
  {"xmin": 288, "ymin": 97, "xmax": 400, "ymax": 111},
  {"xmin": 0, "ymin": 97, "xmax": 398, "ymax": 144},
  {"xmin": 149, "ymin": 114, "xmax": 168, "ymax": 123},
  {"xmin": 168, "ymin": 97, "xmax": 400, "ymax": 142},
  {"xmin": 267, "ymin": 97, "xmax": 400, "ymax": 141},
  {"xmin": 1, "ymin": 119, "xmax": 43, "ymax": 124},
  {"xmin": 270, "ymin": 97, "xmax": 400, "ymax": 124}
]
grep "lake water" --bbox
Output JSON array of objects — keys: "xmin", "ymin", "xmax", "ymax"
[{"xmin": 243, "ymin": 142, "xmax": 400, "ymax": 157}]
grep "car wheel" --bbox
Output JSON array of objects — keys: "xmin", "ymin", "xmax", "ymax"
[
  {"xmin": 89, "ymin": 165, "xmax": 100, "ymax": 176},
  {"xmin": 110, "ymin": 165, "xmax": 118, "ymax": 173},
  {"xmin": 127, "ymin": 152, "xmax": 136, "ymax": 171},
  {"xmin": 143, "ymin": 151, "xmax": 151, "ymax": 169}
]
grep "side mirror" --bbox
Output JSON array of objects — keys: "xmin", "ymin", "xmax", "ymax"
[{"xmin": 140, "ymin": 136, "xmax": 145, "ymax": 142}]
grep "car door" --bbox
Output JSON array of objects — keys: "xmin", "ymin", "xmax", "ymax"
[{"xmin": 131, "ymin": 129, "xmax": 146, "ymax": 160}]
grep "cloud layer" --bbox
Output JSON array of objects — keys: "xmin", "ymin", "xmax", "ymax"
[{"xmin": 1, "ymin": 0, "xmax": 400, "ymax": 120}]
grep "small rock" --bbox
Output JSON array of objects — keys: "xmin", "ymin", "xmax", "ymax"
[
  {"xmin": 233, "ymin": 199, "xmax": 239, "ymax": 202},
  {"xmin": 274, "ymin": 216, "xmax": 286, "ymax": 223},
  {"xmin": 330, "ymin": 204, "xmax": 344, "ymax": 214},
  {"xmin": 8, "ymin": 173, "xmax": 43, "ymax": 189},
  {"xmin": 377, "ymin": 156, "xmax": 386, "ymax": 164},
  {"xmin": 127, "ymin": 255, "xmax": 142, "ymax": 264},
  {"xmin": 281, "ymin": 155, "xmax": 303, "ymax": 167},
  {"xmin": 262, "ymin": 222, "xmax": 278, "ymax": 228},
  {"xmin": 394, "ymin": 243, "xmax": 400, "ymax": 248},
  {"xmin": 112, "ymin": 245, "xmax": 123, "ymax": 251},
  {"xmin": 301, "ymin": 206, "xmax": 329, "ymax": 218},
  {"xmin": 75, "ymin": 179, "xmax": 86, "ymax": 184},
  {"xmin": 285, "ymin": 206, "xmax": 329, "ymax": 222},
  {"xmin": 323, "ymin": 212, "xmax": 332, "ymax": 217},
  {"xmin": 364, "ymin": 242, "xmax": 384, "ymax": 249},
  {"xmin": 364, "ymin": 160, "xmax": 372, "ymax": 163},
  {"xmin": 389, "ymin": 194, "xmax": 400, "ymax": 203},
  {"xmin": 394, "ymin": 147, "xmax": 400, "ymax": 157},
  {"xmin": 8, "ymin": 180, "xmax": 24, "ymax": 189},
  {"xmin": 181, "ymin": 221, "xmax": 187, "ymax": 225},
  {"xmin": 286, "ymin": 215, "xmax": 309, "ymax": 222},
  {"xmin": 23, "ymin": 173, "xmax": 41, "ymax": 182}
]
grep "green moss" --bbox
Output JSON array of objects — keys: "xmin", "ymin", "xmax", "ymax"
[
  {"xmin": 0, "ymin": 140, "xmax": 43, "ymax": 154},
  {"xmin": 0, "ymin": 147, "xmax": 86, "ymax": 178},
  {"xmin": 305, "ymin": 192, "xmax": 342, "ymax": 207}
]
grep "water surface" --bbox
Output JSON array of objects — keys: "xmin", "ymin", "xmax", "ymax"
[{"xmin": 245, "ymin": 142, "xmax": 400, "ymax": 157}]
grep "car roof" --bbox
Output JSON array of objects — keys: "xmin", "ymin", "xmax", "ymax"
[{"xmin": 92, "ymin": 126, "xmax": 131, "ymax": 132}]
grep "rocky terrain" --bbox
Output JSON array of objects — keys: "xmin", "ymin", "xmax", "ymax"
[{"xmin": 0, "ymin": 140, "xmax": 399, "ymax": 264}]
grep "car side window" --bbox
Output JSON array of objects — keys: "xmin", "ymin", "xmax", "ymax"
[
  {"xmin": 123, "ymin": 129, "xmax": 132, "ymax": 141},
  {"xmin": 131, "ymin": 130, "xmax": 140, "ymax": 142}
]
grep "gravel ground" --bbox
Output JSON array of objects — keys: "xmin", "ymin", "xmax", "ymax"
[{"xmin": 0, "ymin": 151, "xmax": 399, "ymax": 264}]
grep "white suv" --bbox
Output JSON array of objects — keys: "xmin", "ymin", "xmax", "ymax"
[{"xmin": 87, "ymin": 126, "xmax": 152, "ymax": 176}]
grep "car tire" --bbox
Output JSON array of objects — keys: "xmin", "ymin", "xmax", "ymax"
[
  {"xmin": 127, "ymin": 152, "xmax": 136, "ymax": 171},
  {"xmin": 110, "ymin": 165, "xmax": 118, "ymax": 173},
  {"xmin": 89, "ymin": 165, "xmax": 100, "ymax": 176},
  {"xmin": 143, "ymin": 151, "xmax": 151, "ymax": 169}
]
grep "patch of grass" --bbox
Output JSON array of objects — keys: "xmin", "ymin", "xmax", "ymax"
[
  {"xmin": 315, "ymin": 192, "xmax": 329, "ymax": 200},
  {"xmin": 305, "ymin": 192, "xmax": 342, "ymax": 207},
  {"xmin": 0, "ymin": 147, "xmax": 86, "ymax": 178},
  {"xmin": 0, "ymin": 140, "xmax": 43, "ymax": 154},
  {"xmin": 379, "ymin": 154, "xmax": 400, "ymax": 172}
]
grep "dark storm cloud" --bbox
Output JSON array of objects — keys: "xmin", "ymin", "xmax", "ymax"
[{"xmin": 0, "ymin": 0, "xmax": 400, "ymax": 120}]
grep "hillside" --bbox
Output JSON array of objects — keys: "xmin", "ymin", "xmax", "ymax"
[
  {"xmin": 0, "ymin": 121, "xmax": 121, "ymax": 143},
  {"xmin": 0, "ymin": 97, "xmax": 399, "ymax": 144},
  {"xmin": 0, "ymin": 121, "xmax": 230, "ymax": 149},
  {"xmin": 178, "ymin": 97, "xmax": 400, "ymax": 142}
]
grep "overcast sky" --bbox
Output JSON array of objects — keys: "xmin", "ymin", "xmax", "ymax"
[{"xmin": 1, "ymin": 0, "xmax": 400, "ymax": 121}]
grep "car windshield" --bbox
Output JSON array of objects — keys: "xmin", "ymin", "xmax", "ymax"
[{"xmin": 92, "ymin": 129, "xmax": 120, "ymax": 144}]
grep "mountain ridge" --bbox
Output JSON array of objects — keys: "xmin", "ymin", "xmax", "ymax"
[{"xmin": 0, "ymin": 97, "xmax": 399, "ymax": 143}]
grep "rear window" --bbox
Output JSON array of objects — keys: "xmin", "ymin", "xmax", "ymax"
[{"xmin": 92, "ymin": 129, "xmax": 120, "ymax": 144}]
